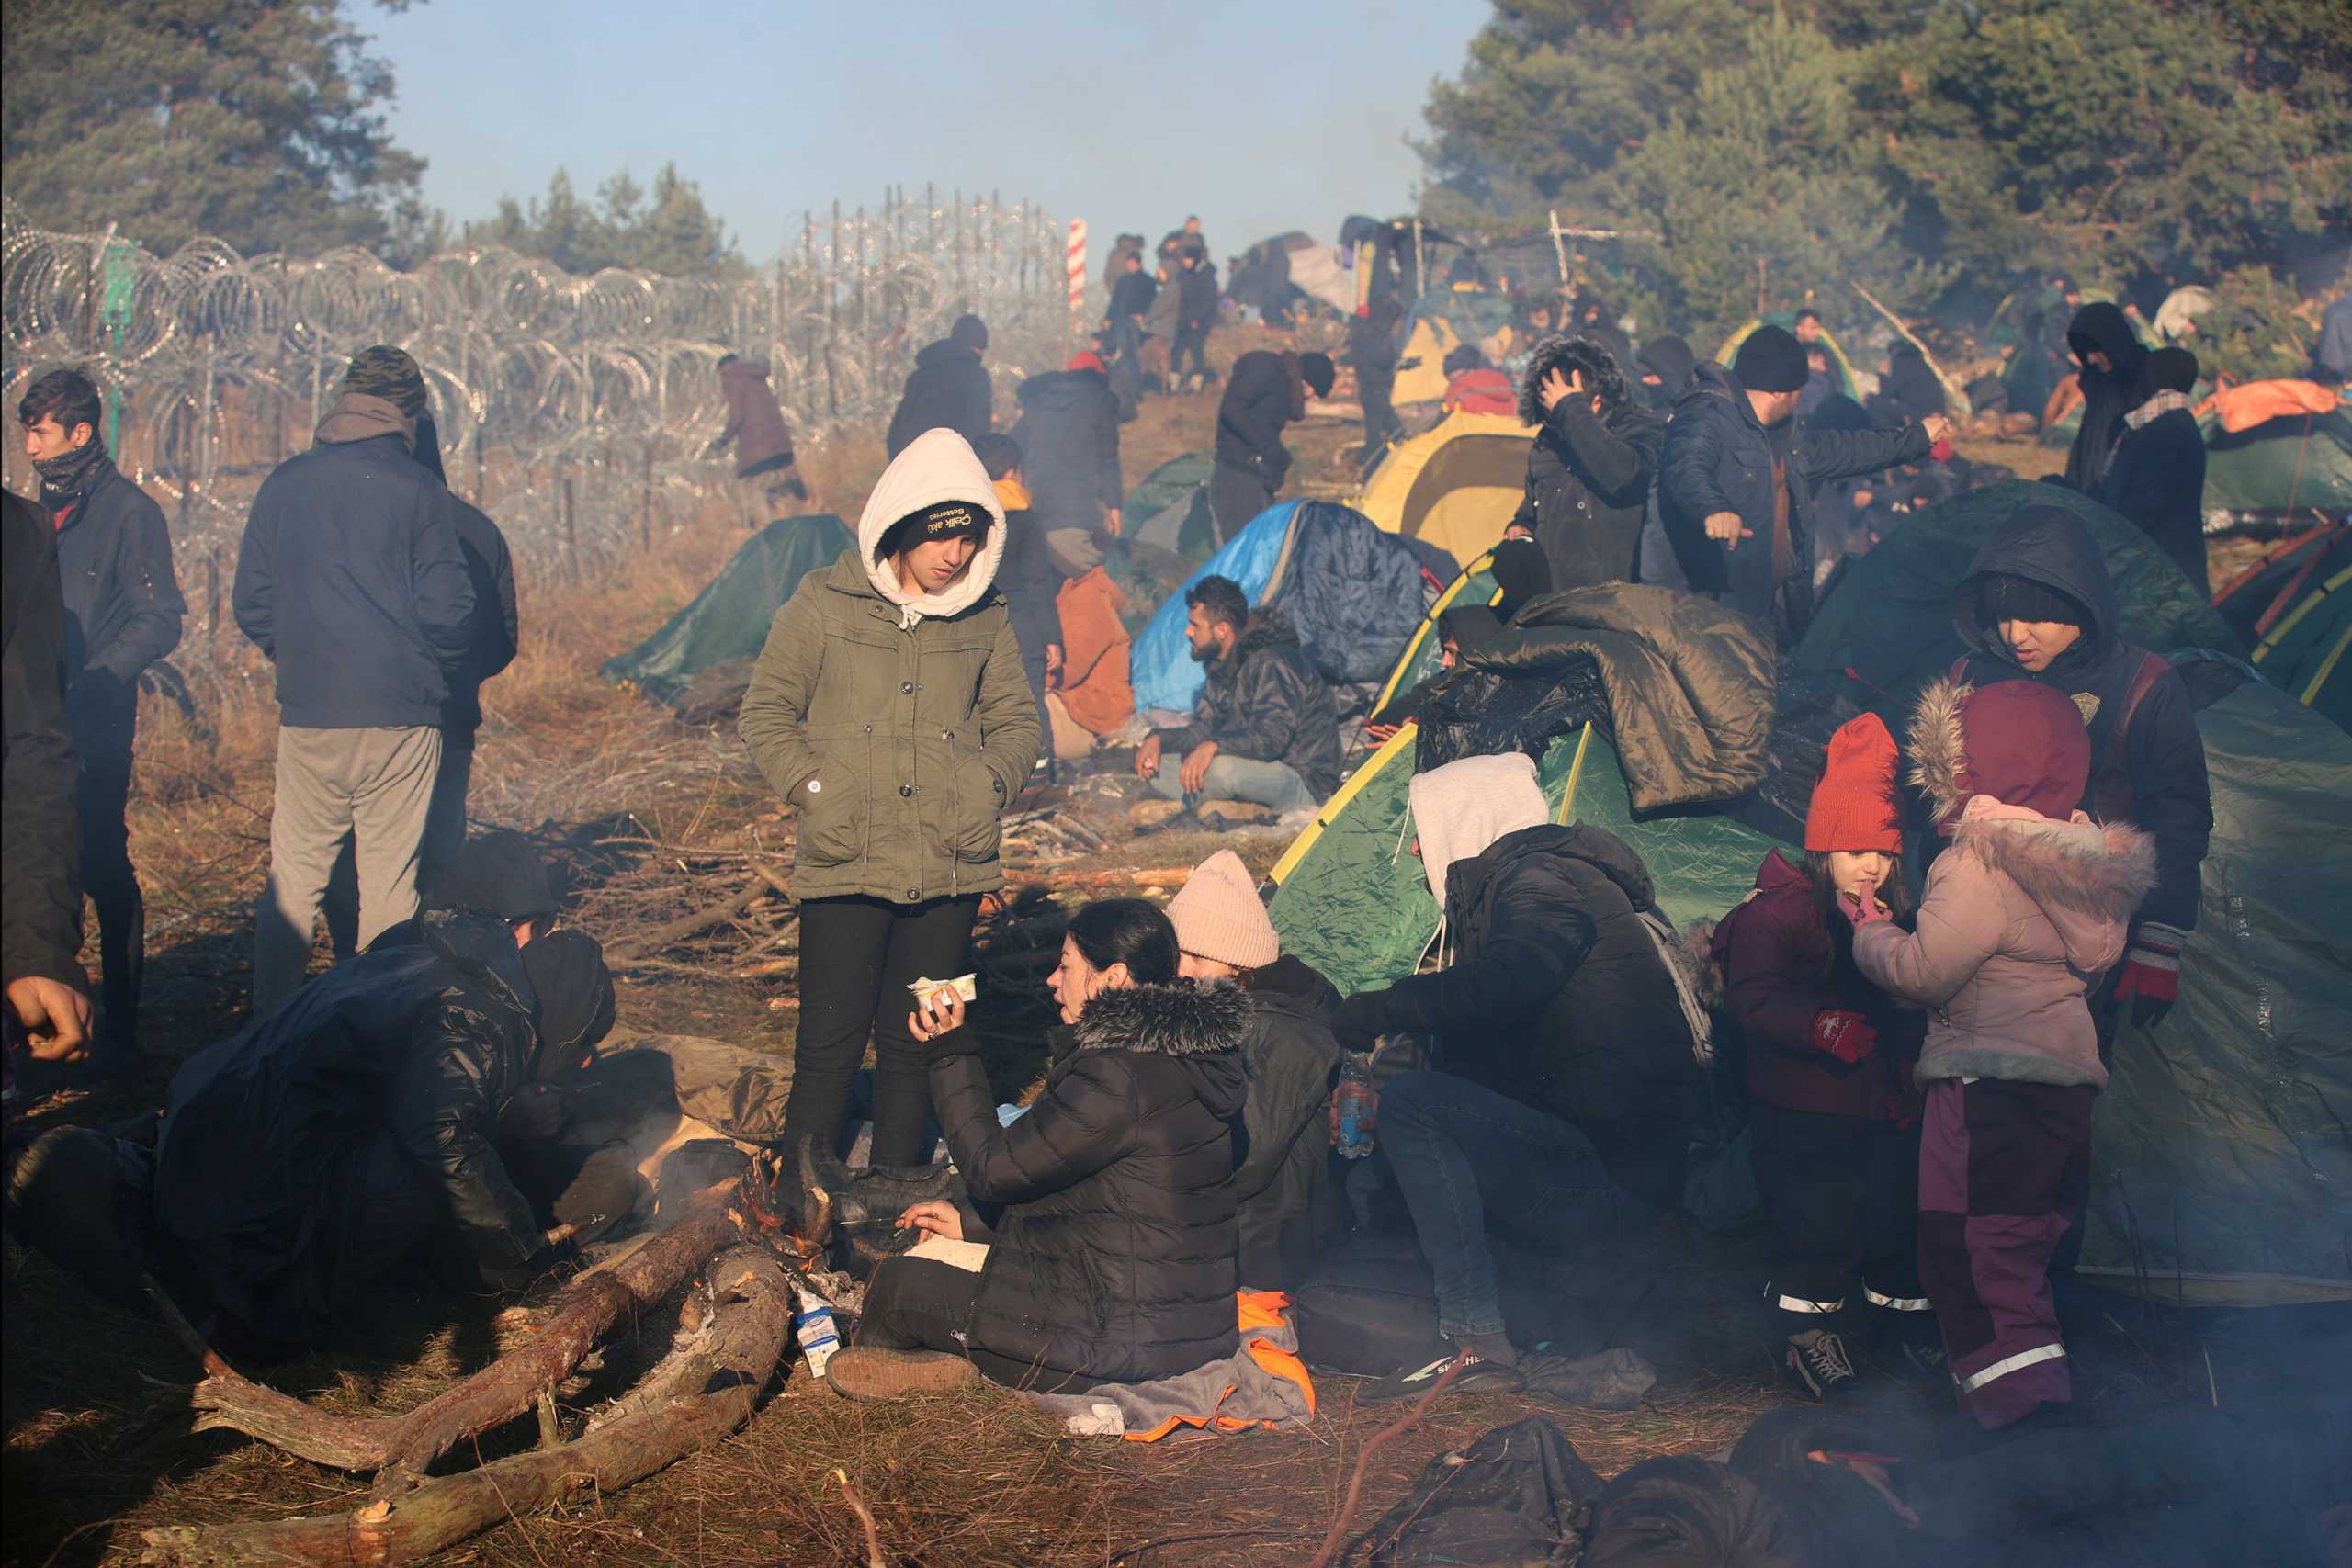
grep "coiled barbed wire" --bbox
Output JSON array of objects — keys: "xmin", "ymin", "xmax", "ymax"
[{"xmin": 3, "ymin": 194, "xmax": 1073, "ymax": 592}]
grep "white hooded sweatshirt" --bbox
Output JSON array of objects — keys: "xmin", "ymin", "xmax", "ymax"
[
  {"xmin": 1406, "ymin": 752, "xmax": 1552, "ymax": 910},
  {"xmin": 858, "ymin": 427, "xmax": 1007, "ymax": 630}
]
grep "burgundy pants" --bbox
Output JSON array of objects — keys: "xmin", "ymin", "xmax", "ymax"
[{"xmin": 1917, "ymin": 1077, "xmax": 2097, "ymax": 1429}]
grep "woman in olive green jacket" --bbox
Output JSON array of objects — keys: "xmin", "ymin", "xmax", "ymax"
[{"xmin": 740, "ymin": 428, "xmax": 1041, "ymax": 1165}]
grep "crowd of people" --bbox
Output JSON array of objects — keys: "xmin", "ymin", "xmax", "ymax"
[{"xmin": 0, "ymin": 237, "xmax": 2266, "ymax": 1453}]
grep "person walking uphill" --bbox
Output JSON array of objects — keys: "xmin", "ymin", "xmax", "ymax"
[
  {"xmin": 1854, "ymin": 679, "xmax": 2154, "ymax": 1431},
  {"xmin": 1712, "ymin": 714, "xmax": 1930, "ymax": 1404},
  {"xmin": 707, "ymin": 354, "xmax": 808, "ymax": 528},
  {"xmin": 738, "ymin": 428, "xmax": 1040, "ymax": 1168},
  {"xmin": 1506, "ymin": 335, "xmax": 1663, "ymax": 592},
  {"xmin": 1949, "ymin": 503, "xmax": 2211, "ymax": 1046},
  {"xmin": 235, "ymin": 346, "xmax": 474, "ymax": 1017},
  {"xmin": 1210, "ymin": 349, "xmax": 1335, "ymax": 544},
  {"xmin": 1653, "ymin": 325, "xmax": 1951, "ymax": 645},
  {"xmin": 827, "ymin": 899, "xmax": 1247, "ymax": 1399},
  {"xmin": 886, "ymin": 314, "xmax": 992, "ymax": 459},
  {"xmin": 19, "ymin": 367, "xmax": 185, "ymax": 1064}
]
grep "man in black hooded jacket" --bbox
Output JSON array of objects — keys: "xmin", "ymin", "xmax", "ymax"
[
  {"xmin": 1950, "ymin": 502, "xmax": 2211, "ymax": 1040},
  {"xmin": 1210, "ymin": 350, "xmax": 1335, "ymax": 543},
  {"xmin": 885, "ymin": 314, "xmax": 992, "ymax": 457},
  {"xmin": 1634, "ymin": 335, "xmax": 1697, "ymax": 413},
  {"xmin": 1134, "ymin": 576, "xmax": 1340, "ymax": 819},
  {"xmin": 2060, "ymin": 302, "xmax": 2148, "ymax": 491},
  {"xmin": 1506, "ymin": 335, "xmax": 1664, "ymax": 592},
  {"xmin": 145, "ymin": 915, "xmax": 617, "ymax": 1348}
]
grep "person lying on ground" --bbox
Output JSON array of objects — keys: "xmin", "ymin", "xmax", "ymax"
[
  {"xmin": 1711, "ymin": 714, "xmax": 1933, "ymax": 1406},
  {"xmin": 1133, "ymin": 574, "xmax": 1340, "ymax": 825},
  {"xmin": 1948, "ymin": 503, "xmax": 2211, "ymax": 1046},
  {"xmin": 1507, "ymin": 335, "xmax": 1664, "ymax": 593},
  {"xmin": 1168, "ymin": 851, "xmax": 1342, "ymax": 1291},
  {"xmin": 1325, "ymin": 754, "xmax": 1704, "ymax": 1387},
  {"xmin": 6, "ymin": 916, "xmax": 620, "ymax": 1353},
  {"xmin": 1853, "ymin": 678, "xmax": 2154, "ymax": 1432},
  {"xmin": 1650, "ymin": 325, "xmax": 1954, "ymax": 646},
  {"xmin": 824, "ymin": 898, "xmax": 1249, "ymax": 1401}
]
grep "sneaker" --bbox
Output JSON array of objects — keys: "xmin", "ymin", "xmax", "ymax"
[
  {"xmin": 1899, "ymin": 1335, "xmax": 1951, "ymax": 1390},
  {"xmin": 1782, "ymin": 1328, "xmax": 1861, "ymax": 1402},
  {"xmin": 823, "ymin": 1347, "xmax": 982, "ymax": 1401},
  {"xmin": 1361, "ymin": 1342, "xmax": 1527, "ymax": 1403}
]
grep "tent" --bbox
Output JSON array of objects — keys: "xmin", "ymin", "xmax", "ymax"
[
  {"xmin": 1267, "ymin": 717, "xmax": 1781, "ymax": 999},
  {"xmin": 1716, "ymin": 315, "xmax": 1862, "ymax": 399},
  {"xmin": 1353, "ymin": 410, "xmax": 1537, "ymax": 567},
  {"xmin": 1394, "ymin": 287, "xmax": 1522, "ymax": 405},
  {"xmin": 1122, "ymin": 451, "xmax": 1220, "ymax": 569},
  {"xmin": 1128, "ymin": 501, "xmax": 1432, "ymax": 718},
  {"xmin": 2196, "ymin": 383, "xmax": 2352, "ymax": 522},
  {"xmin": 2212, "ymin": 522, "xmax": 2351, "ymax": 730},
  {"xmin": 603, "ymin": 513, "xmax": 857, "ymax": 705},
  {"xmin": 1792, "ymin": 484, "xmax": 2352, "ymax": 1305},
  {"xmin": 1375, "ymin": 551, "xmax": 1500, "ymax": 715}
]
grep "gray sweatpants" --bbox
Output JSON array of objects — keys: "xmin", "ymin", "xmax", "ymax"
[{"xmin": 254, "ymin": 724, "xmax": 441, "ymax": 1016}]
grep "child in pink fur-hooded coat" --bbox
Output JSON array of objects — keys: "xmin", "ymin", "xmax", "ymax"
[{"xmin": 1852, "ymin": 677, "xmax": 2154, "ymax": 1432}]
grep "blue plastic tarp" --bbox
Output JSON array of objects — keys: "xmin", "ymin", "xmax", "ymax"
[{"xmin": 1131, "ymin": 502, "xmax": 1301, "ymax": 715}]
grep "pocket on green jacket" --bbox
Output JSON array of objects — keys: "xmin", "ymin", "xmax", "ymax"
[
  {"xmin": 797, "ymin": 723, "xmax": 871, "ymax": 867},
  {"xmin": 947, "ymin": 735, "xmax": 1004, "ymax": 862}
]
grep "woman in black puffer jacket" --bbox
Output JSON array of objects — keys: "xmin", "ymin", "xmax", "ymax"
[{"xmin": 831, "ymin": 898, "xmax": 1249, "ymax": 1398}]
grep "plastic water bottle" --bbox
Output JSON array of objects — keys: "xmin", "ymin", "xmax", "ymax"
[
  {"xmin": 1335, "ymin": 1056, "xmax": 1375, "ymax": 1160},
  {"xmin": 793, "ymin": 1287, "xmax": 841, "ymax": 1380}
]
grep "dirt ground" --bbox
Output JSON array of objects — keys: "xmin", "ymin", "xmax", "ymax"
[{"xmin": 2, "ymin": 333, "xmax": 2308, "ymax": 1566}]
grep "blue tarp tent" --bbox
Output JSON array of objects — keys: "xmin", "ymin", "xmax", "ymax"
[{"xmin": 1133, "ymin": 502, "xmax": 1310, "ymax": 715}]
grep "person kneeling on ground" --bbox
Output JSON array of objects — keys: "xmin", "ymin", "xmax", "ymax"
[
  {"xmin": 824, "ymin": 899, "xmax": 1249, "ymax": 1400},
  {"xmin": 1133, "ymin": 574, "xmax": 1340, "ymax": 826},
  {"xmin": 7, "ymin": 915, "xmax": 620, "ymax": 1353},
  {"xmin": 1329, "ymin": 753, "xmax": 1704, "ymax": 1387},
  {"xmin": 1712, "ymin": 715, "xmax": 1932, "ymax": 1405},
  {"xmin": 1167, "ymin": 850, "xmax": 1342, "ymax": 1291},
  {"xmin": 1854, "ymin": 679, "xmax": 2154, "ymax": 1431}
]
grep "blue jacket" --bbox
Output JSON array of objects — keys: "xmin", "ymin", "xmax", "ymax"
[{"xmin": 233, "ymin": 406, "xmax": 474, "ymax": 728}]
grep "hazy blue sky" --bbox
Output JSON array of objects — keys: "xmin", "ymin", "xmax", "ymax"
[{"xmin": 367, "ymin": 0, "xmax": 1490, "ymax": 262}]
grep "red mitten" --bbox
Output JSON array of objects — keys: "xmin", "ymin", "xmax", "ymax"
[
  {"xmin": 1810, "ymin": 1010, "xmax": 1878, "ymax": 1066},
  {"xmin": 2113, "ymin": 922, "xmax": 2185, "ymax": 1029},
  {"xmin": 1929, "ymin": 435, "xmax": 1955, "ymax": 462}
]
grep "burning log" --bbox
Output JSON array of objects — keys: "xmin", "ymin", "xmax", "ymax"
[
  {"xmin": 182, "ymin": 1186, "xmax": 750, "ymax": 1491},
  {"xmin": 138, "ymin": 1246, "xmax": 795, "ymax": 1568}
]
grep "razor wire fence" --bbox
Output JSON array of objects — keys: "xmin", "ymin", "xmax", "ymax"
[{"xmin": 2, "ymin": 187, "xmax": 1073, "ymax": 618}]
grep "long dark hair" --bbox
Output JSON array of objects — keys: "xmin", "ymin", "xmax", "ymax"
[
  {"xmin": 1067, "ymin": 898, "xmax": 1180, "ymax": 986},
  {"xmin": 1516, "ymin": 333, "xmax": 1629, "ymax": 425},
  {"xmin": 1806, "ymin": 850, "xmax": 1914, "ymax": 979}
]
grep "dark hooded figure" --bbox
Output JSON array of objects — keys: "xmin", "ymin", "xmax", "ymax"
[
  {"xmin": 1506, "ymin": 335, "xmax": 1665, "ymax": 593},
  {"xmin": 1487, "ymin": 535, "xmax": 1554, "ymax": 624},
  {"xmin": 885, "ymin": 314, "xmax": 992, "ymax": 458},
  {"xmin": 1634, "ymin": 335, "xmax": 1698, "ymax": 413},
  {"xmin": 1872, "ymin": 343, "xmax": 1948, "ymax": 427},
  {"xmin": 1009, "ymin": 355, "xmax": 1123, "ymax": 540},
  {"xmin": 1348, "ymin": 293, "xmax": 1408, "ymax": 452},
  {"xmin": 149, "ymin": 916, "xmax": 618, "ymax": 1347},
  {"xmin": 2060, "ymin": 303, "xmax": 2148, "ymax": 491},
  {"xmin": 1950, "ymin": 503, "xmax": 2211, "ymax": 1041},
  {"xmin": 1210, "ymin": 350, "xmax": 1335, "ymax": 543},
  {"xmin": 2098, "ymin": 347, "xmax": 2208, "ymax": 589}
]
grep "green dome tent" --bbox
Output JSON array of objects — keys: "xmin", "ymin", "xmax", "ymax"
[{"xmin": 603, "ymin": 513, "xmax": 856, "ymax": 709}]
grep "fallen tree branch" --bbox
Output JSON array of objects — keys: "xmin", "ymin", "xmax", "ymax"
[
  {"xmin": 141, "ymin": 1246, "xmax": 793, "ymax": 1568},
  {"xmin": 605, "ymin": 882, "xmax": 765, "ymax": 962},
  {"xmin": 184, "ymin": 1187, "xmax": 746, "ymax": 1487},
  {"xmin": 1308, "ymin": 1360, "xmax": 1464, "ymax": 1568}
]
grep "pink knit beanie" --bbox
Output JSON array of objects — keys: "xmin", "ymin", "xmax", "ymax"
[{"xmin": 1165, "ymin": 851, "xmax": 1280, "ymax": 970}]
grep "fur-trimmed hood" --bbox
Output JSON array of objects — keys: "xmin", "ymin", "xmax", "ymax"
[
  {"xmin": 1907, "ymin": 675, "xmax": 2090, "ymax": 828},
  {"xmin": 1908, "ymin": 676, "xmax": 1973, "ymax": 827},
  {"xmin": 1951, "ymin": 802, "xmax": 2156, "ymax": 964},
  {"xmin": 1517, "ymin": 332, "xmax": 1631, "ymax": 425},
  {"xmin": 1073, "ymin": 978, "xmax": 1252, "ymax": 1058}
]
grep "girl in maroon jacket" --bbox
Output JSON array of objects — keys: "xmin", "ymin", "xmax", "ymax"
[{"xmin": 1711, "ymin": 714, "xmax": 1931, "ymax": 1403}]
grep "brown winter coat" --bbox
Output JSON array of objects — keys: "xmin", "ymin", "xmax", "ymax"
[
  {"xmin": 1853, "ymin": 681, "xmax": 2154, "ymax": 1089},
  {"xmin": 1053, "ymin": 566, "xmax": 1134, "ymax": 737},
  {"xmin": 716, "ymin": 359, "xmax": 796, "ymax": 475}
]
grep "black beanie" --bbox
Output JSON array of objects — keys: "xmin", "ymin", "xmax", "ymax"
[
  {"xmin": 1489, "ymin": 536, "xmax": 1553, "ymax": 619},
  {"xmin": 2147, "ymin": 346, "xmax": 2199, "ymax": 395},
  {"xmin": 1978, "ymin": 571, "xmax": 2087, "ymax": 630},
  {"xmin": 1733, "ymin": 326, "xmax": 1808, "ymax": 393},
  {"xmin": 950, "ymin": 313, "xmax": 989, "ymax": 353},
  {"xmin": 875, "ymin": 498, "xmax": 994, "ymax": 563},
  {"xmin": 1300, "ymin": 352, "xmax": 1337, "ymax": 398},
  {"xmin": 521, "ymin": 930, "xmax": 617, "ymax": 1077}
]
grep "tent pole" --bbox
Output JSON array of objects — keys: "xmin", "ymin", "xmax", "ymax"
[
  {"xmin": 1548, "ymin": 209, "xmax": 1570, "ymax": 286},
  {"xmin": 1412, "ymin": 220, "xmax": 1425, "ymax": 302}
]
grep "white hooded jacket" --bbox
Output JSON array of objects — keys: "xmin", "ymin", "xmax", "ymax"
[{"xmin": 859, "ymin": 427, "xmax": 1007, "ymax": 630}]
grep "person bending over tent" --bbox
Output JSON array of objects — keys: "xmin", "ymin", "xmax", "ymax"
[
  {"xmin": 2098, "ymin": 347, "xmax": 2209, "ymax": 589},
  {"xmin": 706, "ymin": 354, "xmax": 808, "ymax": 527},
  {"xmin": 1855, "ymin": 680, "xmax": 2154, "ymax": 1431},
  {"xmin": 1711, "ymin": 716, "xmax": 1933, "ymax": 1406},
  {"xmin": 6, "ymin": 916, "xmax": 621, "ymax": 1351},
  {"xmin": 1325, "ymin": 754, "xmax": 1703, "ymax": 1390},
  {"xmin": 824, "ymin": 899, "xmax": 1247, "ymax": 1400},
  {"xmin": 1168, "ymin": 851, "xmax": 1343, "ymax": 1292},
  {"xmin": 1133, "ymin": 575, "xmax": 1341, "ymax": 825},
  {"xmin": 1651, "ymin": 325, "xmax": 1953, "ymax": 646},
  {"xmin": 1211, "ymin": 350, "xmax": 1335, "ymax": 543},
  {"xmin": 1948, "ymin": 504, "xmax": 2211, "ymax": 1051},
  {"xmin": 1507, "ymin": 334, "xmax": 1664, "ymax": 593}
]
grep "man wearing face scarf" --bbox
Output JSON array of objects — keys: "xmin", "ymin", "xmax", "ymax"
[
  {"xmin": 129, "ymin": 918, "xmax": 620, "ymax": 1348},
  {"xmin": 17, "ymin": 367, "xmax": 185, "ymax": 1066},
  {"xmin": 234, "ymin": 346, "xmax": 475, "ymax": 1016}
]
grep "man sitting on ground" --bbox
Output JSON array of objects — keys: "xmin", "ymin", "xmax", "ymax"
[
  {"xmin": 1329, "ymin": 753, "xmax": 1703, "ymax": 1388},
  {"xmin": 1133, "ymin": 575, "xmax": 1340, "ymax": 826}
]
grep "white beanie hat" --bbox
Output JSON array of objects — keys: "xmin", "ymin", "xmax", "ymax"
[{"xmin": 1165, "ymin": 850, "xmax": 1280, "ymax": 970}]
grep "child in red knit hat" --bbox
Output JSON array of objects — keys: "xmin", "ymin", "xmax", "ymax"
[{"xmin": 1711, "ymin": 713, "xmax": 1933, "ymax": 1404}]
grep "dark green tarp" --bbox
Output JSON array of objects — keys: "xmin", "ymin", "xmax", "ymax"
[
  {"xmin": 1793, "ymin": 479, "xmax": 2239, "ymax": 723},
  {"xmin": 603, "ymin": 513, "xmax": 855, "ymax": 703}
]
